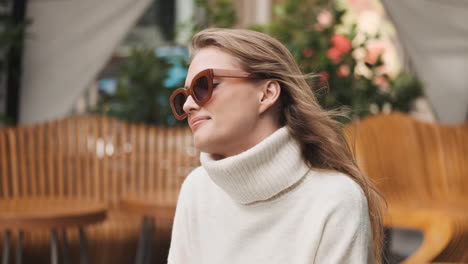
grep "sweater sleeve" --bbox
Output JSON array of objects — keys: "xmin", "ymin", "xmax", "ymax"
[
  {"xmin": 167, "ymin": 178, "xmax": 193, "ymax": 264},
  {"xmin": 314, "ymin": 183, "xmax": 372, "ymax": 264}
]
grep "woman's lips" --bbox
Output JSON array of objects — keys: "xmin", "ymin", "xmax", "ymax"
[{"xmin": 190, "ymin": 116, "xmax": 210, "ymax": 130}]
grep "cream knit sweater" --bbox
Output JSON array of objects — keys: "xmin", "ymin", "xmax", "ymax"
[{"xmin": 168, "ymin": 127, "xmax": 372, "ymax": 264}]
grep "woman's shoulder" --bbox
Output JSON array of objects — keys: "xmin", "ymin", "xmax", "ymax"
[
  {"xmin": 177, "ymin": 166, "xmax": 219, "ymax": 201},
  {"xmin": 179, "ymin": 166, "xmax": 209, "ymax": 192},
  {"xmin": 302, "ymin": 169, "xmax": 367, "ymax": 205},
  {"xmin": 292, "ymin": 170, "xmax": 370, "ymax": 226}
]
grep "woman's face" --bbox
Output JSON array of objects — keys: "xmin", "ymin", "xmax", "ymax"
[{"xmin": 183, "ymin": 47, "xmax": 266, "ymax": 158}]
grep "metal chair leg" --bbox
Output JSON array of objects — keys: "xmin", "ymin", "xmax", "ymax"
[
  {"xmin": 2, "ymin": 230, "xmax": 11, "ymax": 264},
  {"xmin": 135, "ymin": 217, "xmax": 148, "ymax": 264},
  {"xmin": 15, "ymin": 231, "xmax": 23, "ymax": 264},
  {"xmin": 50, "ymin": 230, "xmax": 59, "ymax": 264},
  {"xmin": 382, "ymin": 227, "xmax": 393, "ymax": 264},
  {"xmin": 60, "ymin": 230, "xmax": 71, "ymax": 264},
  {"xmin": 135, "ymin": 216, "xmax": 156, "ymax": 264},
  {"xmin": 79, "ymin": 227, "xmax": 89, "ymax": 264}
]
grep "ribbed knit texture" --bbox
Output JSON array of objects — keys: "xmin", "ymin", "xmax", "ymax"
[
  {"xmin": 200, "ymin": 127, "xmax": 309, "ymax": 204},
  {"xmin": 168, "ymin": 127, "xmax": 372, "ymax": 264}
]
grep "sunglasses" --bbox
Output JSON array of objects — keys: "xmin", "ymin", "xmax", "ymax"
[{"xmin": 170, "ymin": 68, "xmax": 258, "ymax": 120}]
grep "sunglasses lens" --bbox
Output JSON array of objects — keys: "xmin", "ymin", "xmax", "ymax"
[
  {"xmin": 193, "ymin": 75, "xmax": 210, "ymax": 102},
  {"xmin": 173, "ymin": 92, "xmax": 187, "ymax": 116}
]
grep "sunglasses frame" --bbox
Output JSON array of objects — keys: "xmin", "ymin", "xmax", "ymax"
[{"xmin": 170, "ymin": 68, "xmax": 258, "ymax": 120}]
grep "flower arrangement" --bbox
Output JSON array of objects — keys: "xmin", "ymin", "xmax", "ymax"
[{"xmin": 250, "ymin": 0, "xmax": 423, "ymax": 121}]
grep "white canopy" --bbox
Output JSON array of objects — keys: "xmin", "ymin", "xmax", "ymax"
[
  {"xmin": 20, "ymin": 0, "xmax": 152, "ymax": 123},
  {"xmin": 381, "ymin": 0, "xmax": 468, "ymax": 123}
]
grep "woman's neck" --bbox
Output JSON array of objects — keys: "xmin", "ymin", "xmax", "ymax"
[
  {"xmin": 200, "ymin": 126, "xmax": 310, "ymax": 204},
  {"xmin": 212, "ymin": 121, "xmax": 281, "ymax": 160}
]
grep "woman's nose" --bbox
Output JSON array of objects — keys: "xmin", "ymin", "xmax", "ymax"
[{"xmin": 183, "ymin": 95, "xmax": 200, "ymax": 115}]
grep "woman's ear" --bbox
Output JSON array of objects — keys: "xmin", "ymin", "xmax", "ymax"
[{"xmin": 258, "ymin": 80, "xmax": 281, "ymax": 114}]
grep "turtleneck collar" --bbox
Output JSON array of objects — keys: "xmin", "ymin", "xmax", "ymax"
[{"xmin": 200, "ymin": 127, "xmax": 310, "ymax": 204}]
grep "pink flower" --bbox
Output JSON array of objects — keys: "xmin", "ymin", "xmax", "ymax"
[
  {"xmin": 319, "ymin": 71, "xmax": 329, "ymax": 83},
  {"xmin": 346, "ymin": 0, "xmax": 375, "ymax": 13},
  {"xmin": 337, "ymin": 65, "xmax": 351, "ymax": 77},
  {"xmin": 373, "ymin": 75, "xmax": 389, "ymax": 87},
  {"xmin": 317, "ymin": 10, "xmax": 333, "ymax": 27},
  {"xmin": 327, "ymin": 47, "xmax": 343, "ymax": 64},
  {"xmin": 376, "ymin": 65, "xmax": 387, "ymax": 75},
  {"xmin": 303, "ymin": 48, "xmax": 314, "ymax": 58},
  {"xmin": 330, "ymin": 34, "xmax": 352, "ymax": 53},
  {"xmin": 365, "ymin": 40, "xmax": 387, "ymax": 65}
]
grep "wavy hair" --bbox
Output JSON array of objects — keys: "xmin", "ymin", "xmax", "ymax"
[{"xmin": 190, "ymin": 28, "xmax": 385, "ymax": 263}]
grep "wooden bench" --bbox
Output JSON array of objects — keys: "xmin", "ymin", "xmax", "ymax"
[
  {"xmin": 0, "ymin": 115, "xmax": 199, "ymax": 263},
  {"xmin": 345, "ymin": 113, "xmax": 468, "ymax": 263}
]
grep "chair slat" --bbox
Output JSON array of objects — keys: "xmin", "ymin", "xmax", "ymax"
[
  {"xmin": 101, "ymin": 116, "xmax": 110, "ymax": 201},
  {"xmin": 7, "ymin": 128, "xmax": 19, "ymax": 197},
  {"xmin": 91, "ymin": 116, "xmax": 100, "ymax": 200},
  {"xmin": 17, "ymin": 127, "xmax": 28, "ymax": 196},
  {"xmin": 129, "ymin": 124, "xmax": 137, "ymax": 193},
  {"xmin": 137, "ymin": 124, "xmax": 146, "ymax": 194},
  {"xmin": 0, "ymin": 129, "xmax": 10, "ymax": 198},
  {"xmin": 147, "ymin": 126, "xmax": 156, "ymax": 193}
]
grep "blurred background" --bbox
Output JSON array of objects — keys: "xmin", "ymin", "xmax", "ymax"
[
  {"xmin": 6, "ymin": 0, "xmax": 468, "ymax": 127},
  {"xmin": 0, "ymin": 0, "xmax": 467, "ymax": 263}
]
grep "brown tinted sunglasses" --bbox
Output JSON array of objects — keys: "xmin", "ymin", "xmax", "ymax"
[{"xmin": 170, "ymin": 68, "xmax": 258, "ymax": 120}]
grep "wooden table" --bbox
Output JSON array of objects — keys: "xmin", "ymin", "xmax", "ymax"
[
  {"xmin": 0, "ymin": 198, "xmax": 107, "ymax": 264},
  {"xmin": 119, "ymin": 193, "xmax": 177, "ymax": 264}
]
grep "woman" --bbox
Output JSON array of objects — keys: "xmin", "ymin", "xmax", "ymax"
[{"xmin": 168, "ymin": 28, "xmax": 384, "ymax": 264}]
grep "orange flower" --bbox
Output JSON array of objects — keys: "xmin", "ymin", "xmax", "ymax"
[
  {"xmin": 327, "ymin": 47, "xmax": 343, "ymax": 64},
  {"xmin": 330, "ymin": 34, "xmax": 352, "ymax": 53}
]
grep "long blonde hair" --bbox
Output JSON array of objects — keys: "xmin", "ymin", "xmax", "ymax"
[{"xmin": 191, "ymin": 28, "xmax": 385, "ymax": 263}]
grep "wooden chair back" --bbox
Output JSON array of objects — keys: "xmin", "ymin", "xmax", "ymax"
[
  {"xmin": 0, "ymin": 115, "xmax": 199, "ymax": 205},
  {"xmin": 345, "ymin": 112, "xmax": 468, "ymax": 204}
]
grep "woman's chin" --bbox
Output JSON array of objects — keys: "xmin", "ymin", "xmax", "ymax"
[
  {"xmin": 193, "ymin": 132, "xmax": 212, "ymax": 152},
  {"xmin": 193, "ymin": 135, "xmax": 222, "ymax": 155}
]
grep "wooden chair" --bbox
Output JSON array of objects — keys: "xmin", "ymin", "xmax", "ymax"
[
  {"xmin": 0, "ymin": 116, "xmax": 199, "ymax": 263},
  {"xmin": 345, "ymin": 113, "xmax": 468, "ymax": 263}
]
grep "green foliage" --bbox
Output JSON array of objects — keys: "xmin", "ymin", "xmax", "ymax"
[
  {"xmin": 90, "ymin": 47, "xmax": 180, "ymax": 125},
  {"xmin": 0, "ymin": 13, "xmax": 28, "ymax": 75},
  {"xmin": 196, "ymin": 0, "xmax": 237, "ymax": 28},
  {"xmin": 0, "ymin": 1, "xmax": 30, "ymax": 126},
  {"xmin": 251, "ymin": 0, "xmax": 423, "ymax": 120},
  {"xmin": 178, "ymin": 0, "xmax": 237, "ymax": 41}
]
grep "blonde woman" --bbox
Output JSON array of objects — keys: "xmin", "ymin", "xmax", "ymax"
[{"xmin": 168, "ymin": 28, "xmax": 384, "ymax": 264}]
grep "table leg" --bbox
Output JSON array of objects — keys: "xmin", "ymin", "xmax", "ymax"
[
  {"xmin": 143, "ymin": 217, "xmax": 155, "ymax": 264},
  {"xmin": 60, "ymin": 230, "xmax": 71, "ymax": 264},
  {"xmin": 50, "ymin": 230, "xmax": 59, "ymax": 264},
  {"xmin": 15, "ymin": 231, "xmax": 23, "ymax": 264},
  {"xmin": 79, "ymin": 227, "xmax": 89, "ymax": 264},
  {"xmin": 135, "ymin": 216, "xmax": 156, "ymax": 264},
  {"xmin": 2, "ymin": 230, "xmax": 11, "ymax": 264}
]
